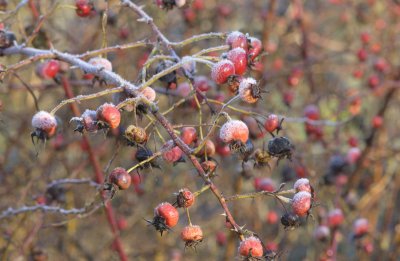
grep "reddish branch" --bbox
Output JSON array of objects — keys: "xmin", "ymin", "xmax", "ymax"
[{"xmin": 60, "ymin": 77, "xmax": 128, "ymax": 261}]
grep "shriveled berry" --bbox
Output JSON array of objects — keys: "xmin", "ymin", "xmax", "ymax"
[
  {"xmin": 238, "ymin": 236, "xmax": 263, "ymax": 258},
  {"xmin": 211, "ymin": 59, "xmax": 235, "ymax": 84},
  {"xmin": 96, "ymin": 103, "xmax": 120, "ymax": 129},
  {"xmin": 238, "ymin": 77, "xmax": 261, "ymax": 103},
  {"xmin": 154, "ymin": 202, "xmax": 179, "ymax": 228},
  {"xmin": 176, "ymin": 188, "xmax": 195, "ymax": 208},
  {"xmin": 219, "ymin": 120, "xmax": 249, "ymax": 143},
  {"xmin": 201, "ymin": 160, "xmax": 217, "ymax": 175},
  {"xmin": 227, "ymin": 47, "xmax": 247, "ymax": 75},
  {"xmin": 0, "ymin": 29, "xmax": 15, "ymax": 49},
  {"xmin": 124, "ymin": 125, "xmax": 147, "ymax": 145},
  {"xmin": 291, "ymin": 191, "xmax": 312, "ymax": 217},
  {"xmin": 181, "ymin": 225, "xmax": 203, "ymax": 247},
  {"xmin": 226, "ymin": 31, "xmax": 248, "ymax": 50},
  {"xmin": 109, "ymin": 167, "xmax": 131, "ymax": 190}
]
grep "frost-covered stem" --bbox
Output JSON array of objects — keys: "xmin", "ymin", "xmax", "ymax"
[
  {"xmin": 0, "ymin": 205, "xmax": 96, "ymax": 220},
  {"xmin": 225, "ymin": 190, "xmax": 294, "ymax": 202},
  {"xmin": 46, "ymin": 178, "xmax": 101, "ymax": 189}
]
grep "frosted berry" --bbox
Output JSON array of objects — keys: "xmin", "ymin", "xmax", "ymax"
[
  {"xmin": 96, "ymin": 103, "xmax": 120, "ymax": 129},
  {"xmin": 0, "ymin": 29, "xmax": 15, "ymax": 49},
  {"xmin": 293, "ymin": 178, "xmax": 312, "ymax": 193},
  {"xmin": 219, "ymin": 120, "xmax": 249, "ymax": 144},
  {"xmin": 353, "ymin": 218, "xmax": 368, "ymax": 238},
  {"xmin": 176, "ymin": 188, "xmax": 195, "ymax": 208},
  {"xmin": 238, "ymin": 77, "xmax": 261, "ymax": 103},
  {"xmin": 254, "ymin": 177, "xmax": 276, "ymax": 192},
  {"xmin": 181, "ymin": 225, "xmax": 203, "ymax": 248},
  {"xmin": 70, "ymin": 109, "xmax": 98, "ymax": 133},
  {"xmin": 227, "ymin": 47, "xmax": 247, "ymax": 75},
  {"xmin": 327, "ymin": 208, "xmax": 344, "ymax": 228},
  {"xmin": 314, "ymin": 225, "xmax": 331, "ymax": 241},
  {"xmin": 140, "ymin": 87, "xmax": 157, "ymax": 102},
  {"xmin": 109, "ymin": 167, "xmax": 131, "ymax": 190},
  {"xmin": 226, "ymin": 31, "xmax": 248, "ymax": 50},
  {"xmin": 238, "ymin": 236, "xmax": 263, "ymax": 258},
  {"xmin": 346, "ymin": 147, "xmax": 361, "ymax": 164},
  {"xmin": 31, "ymin": 111, "xmax": 57, "ymax": 141},
  {"xmin": 304, "ymin": 104, "xmax": 320, "ymax": 120},
  {"xmin": 291, "ymin": 191, "xmax": 312, "ymax": 217},
  {"xmin": 248, "ymin": 37, "xmax": 262, "ymax": 62},
  {"xmin": 194, "ymin": 76, "xmax": 211, "ymax": 92},
  {"xmin": 88, "ymin": 57, "xmax": 112, "ymax": 71},
  {"xmin": 211, "ymin": 59, "xmax": 235, "ymax": 84},
  {"xmin": 175, "ymin": 0, "xmax": 186, "ymax": 8}
]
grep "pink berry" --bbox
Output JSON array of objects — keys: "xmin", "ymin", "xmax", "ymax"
[
  {"xmin": 293, "ymin": 178, "xmax": 312, "ymax": 193},
  {"xmin": 162, "ymin": 145, "xmax": 183, "ymax": 163},
  {"xmin": 372, "ymin": 115, "xmax": 383, "ymax": 128},
  {"xmin": 219, "ymin": 120, "xmax": 249, "ymax": 143},
  {"xmin": 304, "ymin": 105, "xmax": 320, "ymax": 120},
  {"xmin": 140, "ymin": 87, "xmax": 156, "ymax": 102},
  {"xmin": 346, "ymin": 147, "xmax": 361, "ymax": 164},
  {"xmin": 88, "ymin": 57, "xmax": 112, "ymax": 71},
  {"xmin": 31, "ymin": 111, "xmax": 57, "ymax": 138},
  {"xmin": 313, "ymin": 225, "xmax": 331, "ymax": 241},
  {"xmin": 291, "ymin": 191, "xmax": 312, "ymax": 217},
  {"xmin": 254, "ymin": 177, "xmax": 276, "ymax": 192},
  {"xmin": 211, "ymin": 59, "xmax": 235, "ymax": 84},
  {"xmin": 227, "ymin": 47, "xmax": 247, "ymax": 75},
  {"xmin": 226, "ymin": 31, "xmax": 248, "ymax": 50},
  {"xmin": 40, "ymin": 60, "xmax": 60, "ymax": 79},
  {"xmin": 238, "ymin": 236, "xmax": 263, "ymax": 257},
  {"xmin": 357, "ymin": 48, "xmax": 368, "ymax": 62},
  {"xmin": 353, "ymin": 218, "xmax": 368, "ymax": 237},
  {"xmin": 266, "ymin": 211, "xmax": 279, "ymax": 224},
  {"xmin": 264, "ymin": 114, "xmax": 280, "ymax": 133},
  {"xmin": 248, "ymin": 37, "xmax": 262, "ymax": 62},
  {"xmin": 96, "ymin": 103, "xmax": 120, "ymax": 129},
  {"xmin": 327, "ymin": 208, "xmax": 344, "ymax": 228},
  {"xmin": 368, "ymin": 75, "xmax": 380, "ymax": 89},
  {"xmin": 194, "ymin": 76, "xmax": 211, "ymax": 92}
]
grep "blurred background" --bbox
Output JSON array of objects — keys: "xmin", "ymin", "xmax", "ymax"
[{"xmin": 1, "ymin": 0, "xmax": 400, "ymax": 260}]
